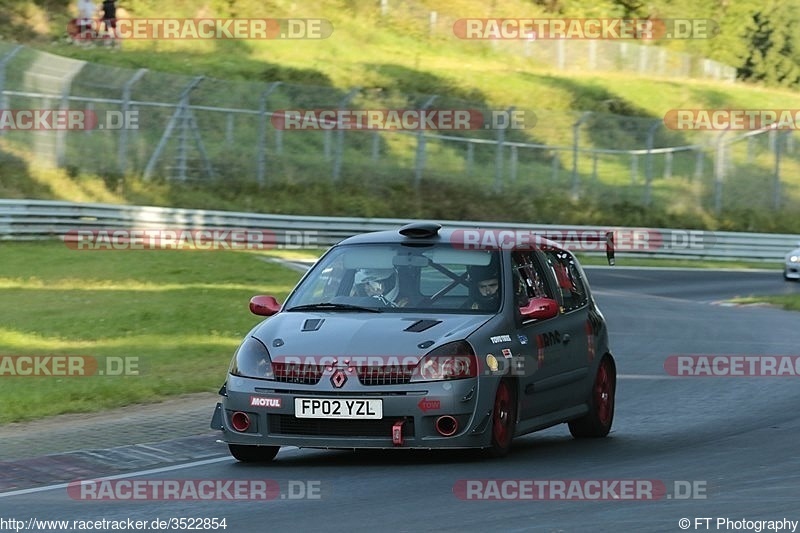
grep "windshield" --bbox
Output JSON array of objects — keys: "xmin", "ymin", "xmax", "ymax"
[{"xmin": 285, "ymin": 243, "xmax": 502, "ymax": 313}]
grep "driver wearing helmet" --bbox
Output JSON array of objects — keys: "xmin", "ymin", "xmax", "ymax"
[
  {"xmin": 466, "ymin": 265, "xmax": 500, "ymax": 311},
  {"xmin": 353, "ymin": 268, "xmax": 406, "ymax": 307}
]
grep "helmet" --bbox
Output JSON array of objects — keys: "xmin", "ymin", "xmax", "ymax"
[
  {"xmin": 467, "ymin": 264, "xmax": 500, "ymax": 308},
  {"xmin": 354, "ymin": 268, "xmax": 399, "ymax": 301}
]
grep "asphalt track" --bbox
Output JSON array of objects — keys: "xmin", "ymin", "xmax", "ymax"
[{"xmin": 2, "ymin": 267, "xmax": 800, "ymax": 533}]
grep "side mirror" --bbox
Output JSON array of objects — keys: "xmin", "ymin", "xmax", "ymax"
[
  {"xmin": 249, "ymin": 295, "xmax": 281, "ymax": 316},
  {"xmin": 519, "ymin": 297, "xmax": 559, "ymax": 320}
]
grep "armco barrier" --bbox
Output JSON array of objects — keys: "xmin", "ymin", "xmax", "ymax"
[{"xmin": 0, "ymin": 199, "xmax": 797, "ymax": 261}]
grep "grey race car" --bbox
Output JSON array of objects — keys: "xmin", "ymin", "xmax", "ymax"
[{"xmin": 210, "ymin": 222, "xmax": 617, "ymax": 461}]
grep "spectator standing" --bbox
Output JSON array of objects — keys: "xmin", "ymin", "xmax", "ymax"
[{"xmin": 101, "ymin": 0, "xmax": 119, "ymax": 47}]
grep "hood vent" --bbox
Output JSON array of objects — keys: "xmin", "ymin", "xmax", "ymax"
[
  {"xmin": 302, "ymin": 318, "xmax": 325, "ymax": 331},
  {"xmin": 404, "ymin": 319, "xmax": 442, "ymax": 333}
]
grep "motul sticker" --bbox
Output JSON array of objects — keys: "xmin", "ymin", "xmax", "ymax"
[{"xmin": 250, "ymin": 396, "xmax": 281, "ymax": 408}]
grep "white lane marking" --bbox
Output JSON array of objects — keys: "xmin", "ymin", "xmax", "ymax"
[
  {"xmin": 0, "ymin": 445, "xmax": 303, "ymax": 499},
  {"xmin": 618, "ymin": 374, "xmax": 674, "ymax": 380},
  {"xmin": 584, "ymin": 265, "xmax": 778, "ymax": 273},
  {"xmin": 0, "ymin": 456, "xmax": 229, "ymax": 499}
]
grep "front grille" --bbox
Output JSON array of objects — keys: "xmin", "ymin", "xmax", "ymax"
[
  {"xmin": 268, "ymin": 414, "xmax": 415, "ymax": 438},
  {"xmin": 273, "ymin": 363, "xmax": 324, "ymax": 385},
  {"xmin": 356, "ymin": 365, "xmax": 415, "ymax": 386}
]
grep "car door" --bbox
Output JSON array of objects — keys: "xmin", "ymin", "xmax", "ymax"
[
  {"xmin": 511, "ymin": 250, "xmax": 575, "ymax": 420},
  {"xmin": 539, "ymin": 249, "xmax": 592, "ymax": 405}
]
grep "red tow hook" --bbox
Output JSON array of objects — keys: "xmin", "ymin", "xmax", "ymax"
[{"xmin": 392, "ymin": 419, "xmax": 406, "ymax": 446}]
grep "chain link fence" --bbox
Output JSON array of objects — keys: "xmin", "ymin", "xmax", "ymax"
[
  {"xmin": 0, "ymin": 42, "xmax": 798, "ymax": 217},
  {"xmin": 376, "ymin": 0, "xmax": 737, "ymax": 82}
]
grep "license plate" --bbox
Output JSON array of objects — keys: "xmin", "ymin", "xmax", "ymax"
[{"xmin": 294, "ymin": 398, "xmax": 383, "ymax": 419}]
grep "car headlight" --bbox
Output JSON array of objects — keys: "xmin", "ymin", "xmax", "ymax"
[
  {"xmin": 410, "ymin": 340, "xmax": 477, "ymax": 382},
  {"xmin": 229, "ymin": 336, "xmax": 273, "ymax": 380},
  {"xmin": 790, "ymin": 255, "xmax": 800, "ymax": 263}
]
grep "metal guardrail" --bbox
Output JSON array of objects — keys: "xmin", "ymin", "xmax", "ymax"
[{"xmin": 0, "ymin": 199, "xmax": 797, "ymax": 261}]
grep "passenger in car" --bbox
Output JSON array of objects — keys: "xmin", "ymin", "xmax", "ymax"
[{"xmin": 465, "ymin": 265, "xmax": 501, "ymax": 310}]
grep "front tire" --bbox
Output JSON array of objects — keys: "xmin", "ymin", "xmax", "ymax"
[
  {"xmin": 228, "ymin": 444, "xmax": 280, "ymax": 463},
  {"xmin": 569, "ymin": 356, "xmax": 616, "ymax": 438},
  {"xmin": 485, "ymin": 378, "xmax": 518, "ymax": 458}
]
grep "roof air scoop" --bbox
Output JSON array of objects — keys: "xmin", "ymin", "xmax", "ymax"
[{"xmin": 399, "ymin": 222, "xmax": 442, "ymax": 239}]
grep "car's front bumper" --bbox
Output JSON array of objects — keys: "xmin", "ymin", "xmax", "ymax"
[
  {"xmin": 210, "ymin": 374, "xmax": 495, "ymax": 449},
  {"xmin": 785, "ymin": 262, "xmax": 800, "ymax": 280}
]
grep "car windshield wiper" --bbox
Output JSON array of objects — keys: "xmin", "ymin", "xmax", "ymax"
[{"xmin": 285, "ymin": 302, "xmax": 382, "ymax": 313}]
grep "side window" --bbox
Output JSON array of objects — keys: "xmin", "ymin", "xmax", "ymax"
[
  {"xmin": 301, "ymin": 255, "xmax": 346, "ymax": 300},
  {"xmin": 543, "ymin": 250, "xmax": 588, "ymax": 312},
  {"xmin": 511, "ymin": 251, "xmax": 553, "ymax": 306}
]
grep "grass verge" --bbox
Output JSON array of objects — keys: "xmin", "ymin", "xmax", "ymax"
[
  {"xmin": 732, "ymin": 294, "xmax": 800, "ymax": 312},
  {"xmin": 0, "ymin": 241, "xmax": 302, "ymax": 423}
]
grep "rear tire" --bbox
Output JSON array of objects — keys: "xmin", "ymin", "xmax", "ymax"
[
  {"xmin": 228, "ymin": 444, "xmax": 280, "ymax": 463},
  {"xmin": 484, "ymin": 378, "xmax": 518, "ymax": 458},
  {"xmin": 569, "ymin": 356, "xmax": 616, "ymax": 439}
]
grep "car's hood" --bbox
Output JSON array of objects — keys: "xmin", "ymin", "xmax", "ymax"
[
  {"xmin": 252, "ymin": 312, "xmax": 492, "ymax": 360},
  {"xmin": 786, "ymin": 248, "xmax": 800, "ymax": 260}
]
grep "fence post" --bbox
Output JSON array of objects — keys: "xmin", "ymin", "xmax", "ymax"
[
  {"xmin": 510, "ymin": 145, "xmax": 518, "ymax": 182},
  {"xmin": 494, "ymin": 106, "xmax": 513, "ymax": 192},
  {"xmin": 663, "ymin": 151, "xmax": 672, "ymax": 179},
  {"xmin": 225, "ymin": 114, "xmax": 235, "ymax": 145},
  {"xmin": 324, "ymin": 130, "xmax": 332, "ymax": 160},
  {"xmin": 551, "ymin": 153, "xmax": 559, "ymax": 182},
  {"xmin": 257, "ymin": 82, "xmax": 281, "ymax": 186},
  {"xmin": 638, "ymin": 45, "xmax": 648, "ymax": 74},
  {"xmin": 644, "ymin": 121, "xmax": 661, "ymax": 206},
  {"xmin": 118, "ymin": 68, "xmax": 147, "ymax": 176},
  {"xmin": 571, "ymin": 112, "xmax": 591, "ymax": 199},
  {"xmin": 0, "ymin": 45, "xmax": 23, "ymax": 138},
  {"xmin": 371, "ymin": 132, "xmax": 380, "ymax": 162},
  {"xmin": 693, "ymin": 149, "xmax": 704, "ymax": 182},
  {"xmin": 713, "ymin": 131, "xmax": 728, "ymax": 213},
  {"xmin": 55, "ymin": 81, "xmax": 72, "ymax": 168},
  {"xmin": 773, "ymin": 130, "xmax": 784, "ymax": 210},
  {"xmin": 414, "ymin": 95, "xmax": 437, "ymax": 189},
  {"xmin": 466, "ymin": 142, "xmax": 474, "ymax": 177},
  {"xmin": 333, "ymin": 87, "xmax": 360, "ymax": 181},
  {"xmin": 143, "ymin": 76, "xmax": 204, "ymax": 180}
]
